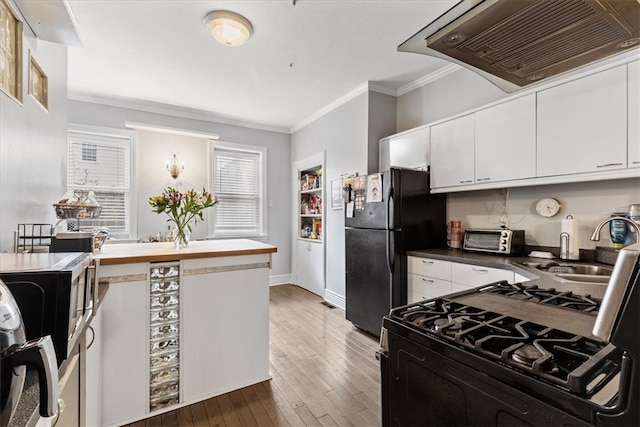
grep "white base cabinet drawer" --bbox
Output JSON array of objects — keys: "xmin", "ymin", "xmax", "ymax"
[
  {"xmin": 452, "ymin": 263, "xmax": 515, "ymax": 287},
  {"xmin": 408, "ymin": 274, "xmax": 451, "ymax": 303},
  {"xmin": 408, "ymin": 257, "xmax": 451, "ymax": 281}
]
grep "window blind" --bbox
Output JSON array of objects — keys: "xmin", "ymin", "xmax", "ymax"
[
  {"xmin": 67, "ymin": 132, "xmax": 131, "ymax": 237},
  {"xmin": 212, "ymin": 148, "xmax": 261, "ymax": 236}
]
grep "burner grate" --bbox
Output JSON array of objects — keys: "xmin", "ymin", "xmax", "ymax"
[
  {"xmin": 480, "ymin": 281, "xmax": 601, "ymax": 314},
  {"xmin": 392, "ymin": 297, "xmax": 621, "ymax": 396}
]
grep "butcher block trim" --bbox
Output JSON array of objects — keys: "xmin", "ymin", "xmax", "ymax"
[
  {"xmin": 184, "ymin": 262, "xmax": 271, "ymax": 276},
  {"xmin": 99, "ymin": 274, "xmax": 147, "ymax": 284},
  {"xmin": 94, "ymin": 239, "xmax": 277, "ymax": 266}
]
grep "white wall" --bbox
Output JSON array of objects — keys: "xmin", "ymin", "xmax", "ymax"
[
  {"xmin": 67, "ymin": 100, "xmax": 292, "ymax": 279},
  {"xmin": 292, "ymin": 92, "xmax": 368, "ymax": 306},
  {"xmin": 448, "ymin": 179, "xmax": 640, "ymax": 249},
  {"xmin": 291, "ymin": 90, "xmax": 396, "ymax": 306},
  {"xmin": 134, "ymin": 130, "xmax": 209, "ymax": 241},
  {"xmin": 0, "ymin": 35, "xmax": 69, "ymax": 253},
  {"xmin": 397, "ymin": 67, "xmax": 506, "ymax": 132},
  {"xmin": 368, "ymin": 91, "xmax": 397, "ymax": 172},
  {"xmin": 397, "ymin": 64, "xmax": 640, "ymax": 251}
]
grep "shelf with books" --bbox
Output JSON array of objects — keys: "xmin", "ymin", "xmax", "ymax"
[{"xmin": 299, "ymin": 166, "xmax": 322, "ymax": 240}]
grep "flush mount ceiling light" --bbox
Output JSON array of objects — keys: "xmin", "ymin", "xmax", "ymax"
[{"xmin": 204, "ymin": 10, "xmax": 253, "ymax": 47}]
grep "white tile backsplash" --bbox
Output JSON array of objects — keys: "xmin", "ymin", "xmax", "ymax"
[{"xmin": 447, "ymin": 178, "xmax": 640, "ymax": 249}]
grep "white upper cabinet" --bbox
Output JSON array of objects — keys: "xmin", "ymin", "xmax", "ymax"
[
  {"xmin": 629, "ymin": 60, "xmax": 640, "ymax": 168},
  {"xmin": 537, "ymin": 65, "xmax": 627, "ymax": 177},
  {"xmin": 380, "ymin": 126, "xmax": 430, "ymax": 171},
  {"xmin": 431, "ymin": 114, "xmax": 475, "ymax": 188},
  {"xmin": 475, "ymin": 94, "xmax": 536, "ymax": 183}
]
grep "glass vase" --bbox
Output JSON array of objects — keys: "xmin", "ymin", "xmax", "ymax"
[{"xmin": 173, "ymin": 225, "xmax": 190, "ymax": 249}]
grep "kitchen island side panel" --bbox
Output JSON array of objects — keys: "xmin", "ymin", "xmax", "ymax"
[{"xmin": 180, "ymin": 255, "xmax": 271, "ymax": 403}]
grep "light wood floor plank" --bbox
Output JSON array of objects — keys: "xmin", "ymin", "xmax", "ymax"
[
  {"xmin": 123, "ymin": 285, "xmax": 381, "ymax": 427},
  {"xmin": 203, "ymin": 396, "xmax": 225, "ymax": 426},
  {"xmin": 188, "ymin": 402, "xmax": 211, "ymax": 427}
]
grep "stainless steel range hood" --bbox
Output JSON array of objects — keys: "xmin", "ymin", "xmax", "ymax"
[{"xmin": 399, "ymin": 0, "xmax": 640, "ymax": 92}]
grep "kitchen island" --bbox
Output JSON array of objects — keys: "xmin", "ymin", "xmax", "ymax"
[{"xmin": 92, "ymin": 239, "xmax": 277, "ymax": 427}]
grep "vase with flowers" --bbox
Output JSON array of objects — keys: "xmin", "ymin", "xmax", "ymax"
[{"xmin": 148, "ymin": 187, "xmax": 217, "ymax": 249}]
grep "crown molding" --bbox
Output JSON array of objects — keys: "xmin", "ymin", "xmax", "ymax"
[
  {"xmin": 67, "ymin": 92, "xmax": 291, "ymax": 134},
  {"xmin": 291, "ymin": 66, "xmax": 461, "ymax": 133},
  {"xmin": 397, "ymin": 64, "xmax": 461, "ymax": 96},
  {"xmin": 69, "ymin": 64, "xmax": 461, "ymax": 136},
  {"xmin": 290, "ymin": 82, "xmax": 369, "ymax": 133}
]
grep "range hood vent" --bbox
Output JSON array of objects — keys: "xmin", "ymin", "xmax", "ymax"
[{"xmin": 400, "ymin": 0, "xmax": 640, "ymax": 92}]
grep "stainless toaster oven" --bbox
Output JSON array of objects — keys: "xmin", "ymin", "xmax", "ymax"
[{"xmin": 463, "ymin": 228, "xmax": 525, "ymax": 255}]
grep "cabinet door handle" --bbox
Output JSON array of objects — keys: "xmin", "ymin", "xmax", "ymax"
[
  {"xmin": 632, "ymin": 161, "xmax": 640, "ymax": 165},
  {"xmin": 596, "ymin": 163, "xmax": 623, "ymax": 168},
  {"xmin": 459, "ymin": 180, "xmax": 473, "ymax": 184},
  {"xmin": 472, "ymin": 268, "xmax": 489, "ymax": 273},
  {"xmin": 476, "ymin": 177, "xmax": 491, "ymax": 182},
  {"xmin": 421, "ymin": 260, "xmax": 434, "ymax": 265},
  {"xmin": 421, "ymin": 278, "xmax": 434, "ymax": 283}
]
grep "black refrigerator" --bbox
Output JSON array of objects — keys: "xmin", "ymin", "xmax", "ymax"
[{"xmin": 345, "ymin": 168, "xmax": 446, "ymax": 337}]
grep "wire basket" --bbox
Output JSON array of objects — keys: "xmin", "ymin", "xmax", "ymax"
[{"xmin": 53, "ymin": 204, "xmax": 102, "ymax": 219}]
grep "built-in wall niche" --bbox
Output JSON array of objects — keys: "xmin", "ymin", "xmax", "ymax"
[
  {"xmin": 28, "ymin": 53, "xmax": 47, "ymax": 110},
  {"xmin": 0, "ymin": 0, "xmax": 23, "ymax": 103}
]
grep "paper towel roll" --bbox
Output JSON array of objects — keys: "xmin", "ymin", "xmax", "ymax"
[{"xmin": 560, "ymin": 216, "xmax": 580, "ymax": 260}]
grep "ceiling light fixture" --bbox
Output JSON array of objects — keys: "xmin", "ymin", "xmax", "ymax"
[{"xmin": 204, "ymin": 10, "xmax": 253, "ymax": 47}]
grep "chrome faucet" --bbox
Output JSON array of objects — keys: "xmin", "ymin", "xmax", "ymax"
[{"xmin": 590, "ymin": 216, "xmax": 640, "ymax": 243}]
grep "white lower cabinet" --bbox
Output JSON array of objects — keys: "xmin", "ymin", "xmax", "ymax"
[
  {"xmin": 407, "ymin": 256, "xmax": 452, "ymax": 303},
  {"xmin": 295, "ymin": 239, "xmax": 324, "ymax": 296},
  {"xmin": 98, "ymin": 263, "xmax": 149, "ymax": 427},
  {"xmin": 408, "ymin": 256, "xmax": 525, "ymax": 303},
  {"xmin": 408, "ymin": 275, "xmax": 452, "ymax": 302},
  {"xmin": 451, "ymin": 263, "xmax": 515, "ymax": 293}
]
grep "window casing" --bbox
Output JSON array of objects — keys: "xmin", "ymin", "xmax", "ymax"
[
  {"xmin": 67, "ymin": 130, "xmax": 133, "ymax": 238},
  {"xmin": 0, "ymin": 0, "xmax": 23, "ymax": 103},
  {"xmin": 210, "ymin": 141, "xmax": 266, "ymax": 238}
]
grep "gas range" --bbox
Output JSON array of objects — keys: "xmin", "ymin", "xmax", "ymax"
[
  {"xmin": 393, "ymin": 282, "xmax": 620, "ymax": 397},
  {"xmin": 379, "ymin": 244, "xmax": 640, "ymax": 426}
]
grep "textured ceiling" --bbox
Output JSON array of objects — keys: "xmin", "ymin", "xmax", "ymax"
[{"xmin": 67, "ymin": 0, "xmax": 459, "ymax": 133}]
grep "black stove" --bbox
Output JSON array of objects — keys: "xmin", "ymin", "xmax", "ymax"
[
  {"xmin": 379, "ymin": 246, "xmax": 640, "ymax": 427},
  {"xmin": 396, "ymin": 294, "xmax": 620, "ymax": 396}
]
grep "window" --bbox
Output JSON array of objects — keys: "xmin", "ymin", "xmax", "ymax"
[
  {"xmin": 67, "ymin": 130, "xmax": 133, "ymax": 238},
  {"xmin": 0, "ymin": 0, "xmax": 23, "ymax": 102},
  {"xmin": 210, "ymin": 141, "xmax": 266, "ymax": 238}
]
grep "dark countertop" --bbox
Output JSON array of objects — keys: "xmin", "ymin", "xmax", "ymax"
[
  {"xmin": 8, "ymin": 283, "xmax": 109, "ymax": 427},
  {"xmin": 407, "ymin": 248, "xmax": 613, "ymax": 299}
]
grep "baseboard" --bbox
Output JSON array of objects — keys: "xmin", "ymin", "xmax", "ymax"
[
  {"xmin": 323, "ymin": 288, "xmax": 346, "ymax": 310},
  {"xmin": 270, "ymin": 274, "xmax": 291, "ymax": 286}
]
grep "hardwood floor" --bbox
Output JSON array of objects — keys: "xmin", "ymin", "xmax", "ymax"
[{"xmin": 126, "ymin": 284, "xmax": 382, "ymax": 427}]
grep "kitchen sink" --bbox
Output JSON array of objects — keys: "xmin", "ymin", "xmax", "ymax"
[
  {"xmin": 516, "ymin": 261, "xmax": 613, "ymax": 284},
  {"xmin": 542, "ymin": 264, "xmax": 613, "ymax": 276}
]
